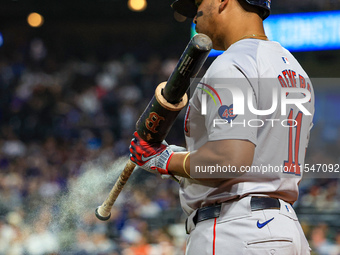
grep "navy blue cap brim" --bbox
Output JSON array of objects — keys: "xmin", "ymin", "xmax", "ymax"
[{"xmin": 171, "ymin": 0, "xmax": 197, "ymax": 18}]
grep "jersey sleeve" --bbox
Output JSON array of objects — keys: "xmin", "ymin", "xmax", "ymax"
[{"xmin": 199, "ymin": 66, "xmax": 258, "ymax": 145}]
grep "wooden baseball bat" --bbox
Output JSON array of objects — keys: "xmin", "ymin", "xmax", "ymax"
[{"xmin": 95, "ymin": 33, "xmax": 212, "ymax": 221}]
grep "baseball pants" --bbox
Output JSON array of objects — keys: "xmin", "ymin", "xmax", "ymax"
[{"xmin": 185, "ymin": 196, "xmax": 311, "ymax": 255}]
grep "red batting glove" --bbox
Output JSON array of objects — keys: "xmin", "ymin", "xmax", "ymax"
[{"xmin": 129, "ymin": 131, "xmax": 174, "ymax": 175}]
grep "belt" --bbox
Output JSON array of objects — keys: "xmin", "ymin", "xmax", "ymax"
[{"xmin": 193, "ymin": 197, "xmax": 280, "ymax": 225}]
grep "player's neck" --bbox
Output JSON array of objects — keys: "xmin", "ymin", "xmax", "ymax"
[{"xmin": 222, "ymin": 15, "xmax": 266, "ymax": 50}]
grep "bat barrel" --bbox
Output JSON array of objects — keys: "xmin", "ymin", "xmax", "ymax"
[{"xmin": 162, "ymin": 33, "xmax": 212, "ymax": 104}]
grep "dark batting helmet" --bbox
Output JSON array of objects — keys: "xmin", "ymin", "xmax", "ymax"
[{"xmin": 171, "ymin": 0, "xmax": 271, "ymax": 20}]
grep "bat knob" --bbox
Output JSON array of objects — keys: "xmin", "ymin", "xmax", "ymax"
[{"xmin": 95, "ymin": 206, "xmax": 111, "ymax": 221}]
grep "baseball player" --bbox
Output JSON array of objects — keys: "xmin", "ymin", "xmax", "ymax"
[{"xmin": 130, "ymin": 0, "xmax": 314, "ymax": 254}]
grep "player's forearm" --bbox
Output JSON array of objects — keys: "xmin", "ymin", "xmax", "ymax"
[
  {"xmin": 168, "ymin": 150, "xmax": 237, "ymax": 181},
  {"xmin": 168, "ymin": 139, "xmax": 255, "ymax": 180},
  {"xmin": 167, "ymin": 152, "xmax": 191, "ymax": 178},
  {"xmin": 168, "ymin": 150, "xmax": 239, "ymax": 180}
]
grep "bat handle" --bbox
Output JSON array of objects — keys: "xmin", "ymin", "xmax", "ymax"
[{"xmin": 95, "ymin": 160, "xmax": 136, "ymax": 221}]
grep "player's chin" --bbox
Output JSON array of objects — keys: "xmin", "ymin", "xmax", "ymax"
[
  {"xmin": 195, "ymin": 24, "xmax": 205, "ymax": 34},
  {"xmin": 195, "ymin": 26, "xmax": 200, "ymax": 34}
]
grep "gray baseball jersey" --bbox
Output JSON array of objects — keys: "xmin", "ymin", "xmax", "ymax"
[{"xmin": 181, "ymin": 39, "xmax": 315, "ymax": 215}]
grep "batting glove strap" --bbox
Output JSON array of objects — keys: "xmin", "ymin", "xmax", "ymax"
[{"xmin": 142, "ymin": 147, "xmax": 174, "ymax": 175}]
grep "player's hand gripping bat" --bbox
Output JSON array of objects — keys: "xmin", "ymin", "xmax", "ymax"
[{"xmin": 95, "ymin": 33, "xmax": 212, "ymax": 221}]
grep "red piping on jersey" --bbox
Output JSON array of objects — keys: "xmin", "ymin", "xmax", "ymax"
[
  {"xmin": 213, "ymin": 218, "xmax": 217, "ymax": 255},
  {"xmin": 184, "ymin": 105, "xmax": 190, "ymax": 133},
  {"xmin": 199, "ymin": 82, "xmax": 223, "ymax": 105}
]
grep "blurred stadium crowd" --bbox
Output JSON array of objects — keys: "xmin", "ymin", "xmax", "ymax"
[{"xmin": 0, "ymin": 23, "xmax": 339, "ymax": 255}]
